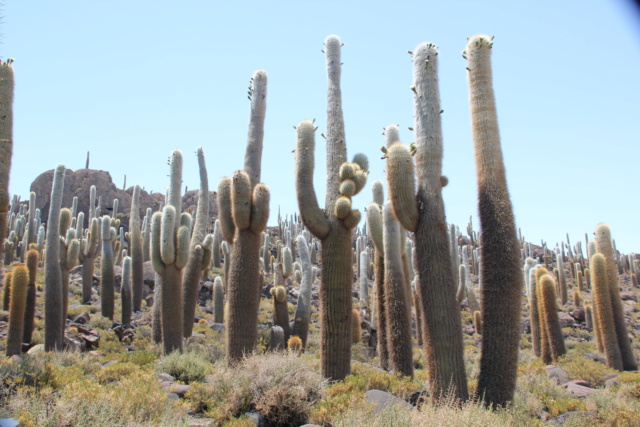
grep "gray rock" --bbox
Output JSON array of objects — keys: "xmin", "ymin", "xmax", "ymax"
[
  {"xmin": 243, "ymin": 411, "xmax": 264, "ymax": 426},
  {"xmin": 558, "ymin": 312, "xmax": 575, "ymax": 328},
  {"xmin": 157, "ymin": 373, "xmax": 176, "ymax": 382},
  {"xmin": 545, "ymin": 365, "xmax": 569, "ymax": 385},
  {"xmin": 73, "ymin": 311, "xmax": 91, "ymax": 324},
  {"xmin": 552, "ymin": 411, "xmax": 598, "ymax": 425},
  {"xmin": 583, "ymin": 353, "xmax": 607, "ymax": 364},
  {"xmin": 210, "ymin": 323, "xmax": 225, "ymax": 332},
  {"xmin": 27, "ymin": 344, "xmax": 45, "ymax": 356},
  {"xmin": 365, "ymin": 389, "xmax": 411, "ymax": 413},
  {"xmin": 562, "ymin": 380, "xmax": 597, "ymax": 398}
]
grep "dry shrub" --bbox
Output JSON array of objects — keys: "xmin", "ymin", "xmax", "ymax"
[
  {"xmin": 185, "ymin": 352, "xmax": 324, "ymax": 425},
  {"xmin": 157, "ymin": 350, "xmax": 211, "ymax": 384}
]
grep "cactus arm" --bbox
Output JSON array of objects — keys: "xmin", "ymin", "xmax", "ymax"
[
  {"xmin": 249, "ymin": 183, "xmax": 270, "ymax": 235},
  {"xmin": 167, "ymin": 150, "xmax": 183, "ymax": 214},
  {"xmin": 217, "ymin": 178, "xmax": 236, "ymax": 243},
  {"xmin": 294, "ymin": 120, "xmax": 330, "ymax": 239},
  {"xmin": 244, "ymin": 70, "xmax": 267, "ymax": 188},
  {"xmin": 385, "ymin": 143, "xmax": 418, "ymax": 232},
  {"xmin": 150, "ymin": 212, "xmax": 165, "ymax": 275},
  {"xmin": 230, "ymin": 171, "xmax": 251, "ymax": 231},
  {"xmin": 159, "ymin": 206, "xmax": 176, "ymax": 265}
]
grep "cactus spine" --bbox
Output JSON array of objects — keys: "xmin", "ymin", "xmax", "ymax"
[
  {"xmin": 183, "ymin": 147, "xmax": 210, "ymax": 338},
  {"xmin": 386, "ymin": 43, "xmax": 467, "ymax": 399},
  {"xmin": 44, "ymin": 164, "xmax": 66, "ymax": 350},
  {"xmin": 294, "ymin": 36, "xmax": 368, "ymax": 381},
  {"xmin": 594, "ymin": 224, "xmax": 637, "ymax": 370},
  {"xmin": 6, "ymin": 264, "xmax": 27, "ymax": 356},
  {"xmin": 466, "ymin": 35, "xmax": 523, "ymax": 408},
  {"xmin": 223, "ymin": 70, "xmax": 270, "ymax": 362},
  {"xmin": 151, "ymin": 150, "xmax": 190, "ymax": 354}
]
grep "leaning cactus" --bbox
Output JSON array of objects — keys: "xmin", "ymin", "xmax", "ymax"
[
  {"xmin": 220, "ymin": 70, "xmax": 270, "ymax": 363},
  {"xmin": 6, "ymin": 264, "xmax": 28, "ymax": 356},
  {"xmin": 465, "ymin": 34, "xmax": 523, "ymax": 408},
  {"xmin": 594, "ymin": 224, "xmax": 637, "ymax": 370},
  {"xmin": 151, "ymin": 149, "xmax": 191, "ymax": 354},
  {"xmin": 182, "ymin": 147, "xmax": 210, "ymax": 338},
  {"xmin": 294, "ymin": 35, "xmax": 368, "ymax": 381},
  {"xmin": 386, "ymin": 42, "xmax": 467, "ymax": 400},
  {"xmin": 44, "ymin": 164, "xmax": 66, "ymax": 351}
]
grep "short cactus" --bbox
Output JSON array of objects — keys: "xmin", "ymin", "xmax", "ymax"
[
  {"xmin": 213, "ymin": 276, "xmax": 224, "ymax": 324},
  {"xmin": 287, "ymin": 335, "xmax": 303, "ymax": 353},
  {"xmin": 6, "ymin": 264, "xmax": 28, "ymax": 356}
]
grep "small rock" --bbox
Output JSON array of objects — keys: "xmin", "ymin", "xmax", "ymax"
[
  {"xmin": 583, "ymin": 353, "xmax": 606, "ymax": 364},
  {"xmin": 571, "ymin": 307, "xmax": 585, "ymax": 322},
  {"xmin": 545, "ymin": 365, "xmax": 569, "ymax": 385},
  {"xmin": 463, "ymin": 325, "xmax": 476, "ymax": 335},
  {"xmin": 167, "ymin": 392, "xmax": 180, "ymax": 401},
  {"xmin": 552, "ymin": 411, "xmax": 597, "ymax": 425},
  {"xmin": 620, "ymin": 291, "xmax": 636, "ymax": 302},
  {"xmin": 243, "ymin": 411, "xmax": 264, "ymax": 426},
  {"xmin": 157, "ymin": 373, "xmax": 176, "ymax": 382},
  {"xmin": 562, "ymin": 380, "xmax": 597, "ymax": 398},
  {"xmin": 73, "ymin": 312, "xmax": 91, "ymax": 324},
  {"xmin": 558, "ymin": 312, "xmax": 575, "ymax": 328},
  {"xmin": 103, "ymin": 360, "xmax": 117, "ymax": 368},
  {"xmin": 210, "ymin": 323, "xmax": 225, "ymax": 332},
  {"xmin": 89, "ymin": 350, "xmax": 103, "ymax": 357},
  {"xmin": 364, "ymin": 389, "xmax": 411, "ymax": 413},
  {"xmin": 9, "ymin": 355, "xmax": 21, "ymax": 364},
  {"xmin": 27, "ymin": 344, "xmax": 45, "ymax": 356},
  {"xmin": 193, "ymin": 315, "xmax": 204, "ymax": 324},
  {"xmin": 604, "ymin": 373, "xmax": 619, "ymax": 387},
  {"xmin": 169, "ymin": 384, "xmax": 190, "ymax": 397}
]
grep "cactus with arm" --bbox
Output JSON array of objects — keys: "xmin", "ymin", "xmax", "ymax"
[
  {"xmin": 293, "ymin": 35, "xmax": 368, "ymax": 381},
  {"xmin": 222, "ymin": 70, "xmax": 271, "ymax": 363},
  {"xmin": 386, "ymin": 42, "xmax": 467, "ymax": 400}
]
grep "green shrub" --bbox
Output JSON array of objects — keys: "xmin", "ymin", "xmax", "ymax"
[{"xmin": 157, "ymin": 350, "xmax": 211, "ymax": 384}]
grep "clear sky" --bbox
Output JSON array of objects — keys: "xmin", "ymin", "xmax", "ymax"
[{"xmin": 4, "ymin": 0, "xmax": 640, "ymax": 253}]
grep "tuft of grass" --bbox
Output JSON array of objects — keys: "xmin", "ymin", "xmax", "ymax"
[{"xmin": 157, "ymin": 350, "xmax": 211, "ymax": 384}]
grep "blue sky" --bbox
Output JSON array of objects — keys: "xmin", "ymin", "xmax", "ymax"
[{"xmin": 4, "ymin": 0, "xmax": 640, "ymax": 253}]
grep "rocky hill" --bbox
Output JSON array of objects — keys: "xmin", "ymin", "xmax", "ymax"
[{"xmin": 29, "ymin": 168, "xmax": 218, "ymax": 231}]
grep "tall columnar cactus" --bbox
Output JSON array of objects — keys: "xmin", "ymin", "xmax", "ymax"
[
  {"xmin": 59, "ymin": 213, "xmax": 79, "ymax": 334},
  {"xmin": 100, "ymin": 214, "xmax": 116, "ymax": 320},
  {"xmin": 212, "ymin": 219, "xmax": 222, "ymax": 268},
  {"xmin": 142, "ymin": 208, "xmax": 152, "ymax": 262},
  {"xmin": 26, "ymin": 192, "xmax": 36, "ymax": 246},
  {"xmin": 537, "ymin": 273, "xmax": 566, "ymax": 363},
  {"xmin": 213, "ymin": 276, "xmax": 224, "ymax": 324},
  {"xmin": 556, "ymin": 250, "xmax": 567, "ymax": 305},
  {"xmin": 465, "ymin": 34, "xmax": 523, "ymax": 408},
  {"xmin": 219, "ymin": 70, "xmax": 270, "ymax": 363},
  {"xmin": 183, "ymin": 147, "xmax": 210, "ymax": 338},
  {"xmin": 2, "ymin": 271, "xmax": 11, "ymax": 310},
  {"xmin": 0, "ymin": 60, "xmax": 14, "ymax": 283},
  {"xmin": 129, "ymin": 185, "xmax": 144, "ymax": 312},
  {"xmin": 6, "ymin": 264, "xmax": 27, "ymax": 356},
  {"xmin": 591, "ymin": 253, "xmax": 623, "ymax": 369},
  {"xmin": 594, "ymin": 224, "xmax": 637, "ymax": 370},
  {"xmin": 294, "ymin": 36, "xmax": 368, "ymax": 381},
  {"xmin": 386, "ymin": 42, "xmax": 467, "ymax": 400},
  {"xmin": 23, "ymin": 249, "xmax": 38, "ymax": 345},
  {"xmin": 121, "ymin": 255, "xmax": 132, "ymax": 325},
  {"xmin": 79, "ymin": 216, "xmax": 100, "ymax": 304},
  {"xmin": 292, "ymin": 234, "xmax": 313, "ymax": 348},
  {"xmin": 44, "ymin": 164, "xmax": 66, "ymax": 351},
  {"xmin": 151, "ymin": 149, "xmax": 191, "ymax": 354},
  {"xmin": 528, "ymin": 265, "xmax": 541, "ymax": 357},
  {"xmin": 365, "ymin": 181, "xmax": 388, "ymax": 370},
  {"xmin": 382, "ymin": 202, "xmax": 413, "ymax": 377}
]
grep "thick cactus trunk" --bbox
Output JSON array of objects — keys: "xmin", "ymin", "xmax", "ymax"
[
  {"xmin": 160, "ymin": 264, "xmax": 183, "ymax": 353},
  {"xmin": 225, "ymin": 230, "xmax": 261, "ymax": 360},
  {"xmin": 320, "ymin": 223, "xmax": 353, "ymax": 380}
]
